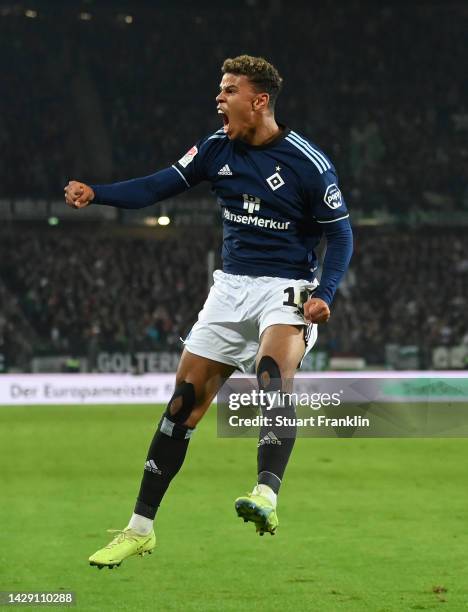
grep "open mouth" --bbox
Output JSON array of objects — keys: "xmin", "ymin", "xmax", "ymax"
[{"xmin": 218, "ymin": 109, "xmax": 229, "ymax": 133}]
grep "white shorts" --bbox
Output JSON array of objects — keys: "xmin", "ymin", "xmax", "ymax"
[{"xmin": 183, "ymin": 270, "xmax": 318, "ymax": 372}]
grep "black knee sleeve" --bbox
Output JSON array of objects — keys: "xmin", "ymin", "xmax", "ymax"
[
  {"xmin": 257, "ymin": 355, "xmax": 282, "ymax": 393},
  {"xmin": 159, "ymin": 381, "xmax": 196, "ymax": 440},
  {"xmin": 257, "ymin": 355, "xmax": 295, "ymax": 413},
  {"xmin": 166, "ymin": 381, "xmax": 196, "ymax": 422}
]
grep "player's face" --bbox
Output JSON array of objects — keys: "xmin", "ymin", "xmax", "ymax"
[{"xmin": 216, "ymin": 74, "xmax": 261, "ymax": 140}]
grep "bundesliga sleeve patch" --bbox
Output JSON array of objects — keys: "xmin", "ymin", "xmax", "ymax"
[
  {"xmin": 323, "ymin": 183, "xmax": 342, "ymax": 209},
  {"xmin": 178, "ymin": 145, "xmax": 198, "ymax": 168}
]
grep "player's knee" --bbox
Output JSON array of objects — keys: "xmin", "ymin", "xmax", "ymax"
[
  {"xmin": 165, "ymin": 381, "xmax": 196, "ymax": 423},
  {"xmin": 158, "ymin": 381, "xmax": 197, "ymax": 440},
  {"xmin": 257, "ymin": 355, "xmax": 282, "ymax": 392},
  {"xmin": 257, "ymin": 355, "xmax": 296, "ymax": 414}
]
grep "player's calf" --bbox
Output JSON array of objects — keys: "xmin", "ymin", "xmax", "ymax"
[
  {"xmin": 256, "ymin": 355, "xmax": 297, "ymax": 495},
  {"xmin": 235, "ymin": 354, "xmax": 297, "ymax": 535},
  {"xmin": 133, "ymin": 381, "xmax": 197, "ymax": 522}
]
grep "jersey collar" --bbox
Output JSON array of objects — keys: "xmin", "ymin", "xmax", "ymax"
[{"xmin": 234, "ymin": 124, "xmax": 290, "ymax": 151}]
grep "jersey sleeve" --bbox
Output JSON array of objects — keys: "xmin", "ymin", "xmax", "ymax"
[
  {"xmin": 309, "ymin": 167, "xmax": 349, "ymax": 224},
  {"xmin": 171, "ymin": 133, "xmax": 217, "ymax": 187},
  {"xmin": 91, "ymin": 167, "xmax": 189, "ymax": 209}
]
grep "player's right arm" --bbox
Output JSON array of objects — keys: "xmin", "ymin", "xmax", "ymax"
[
  {"xmin": 64, "ymin": 139, "xmax": 211, "ymax": 210},
  {"xmin": 64, "ymin": 167, "xmax": 188, "ymax": 209}
]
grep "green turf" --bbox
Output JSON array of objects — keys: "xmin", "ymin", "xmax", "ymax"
[{"xmin": 1, "ymin": 404, "xmax": 468, "ymax": 611}]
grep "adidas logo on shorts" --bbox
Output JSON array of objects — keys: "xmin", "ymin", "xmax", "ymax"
[
  {"xmin": 258, "ymin": 431, "xmax": 282, "ymax": 446},
  {"xmin": 218, "ymin": 164, "xmax": 233, "ymax": 176}
]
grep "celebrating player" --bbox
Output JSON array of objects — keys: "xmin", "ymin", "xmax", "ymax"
[{"xmin": 64, "ymin": 55, "xmax": 353, "ymax": 568}]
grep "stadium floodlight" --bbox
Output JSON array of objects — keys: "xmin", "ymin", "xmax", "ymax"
[
  {"xmin": 25, "ymin": 9, "xmax": 37, "ymax": 18},
  {"xmin": 117, "ymin": 13, "xmax": 133, "ymax": 25},
  {"xmin": 158, "ymin": 216, "xmax": 170, "ymax": 226},
  {"xmin": 79, "ymin": 12, "xmax": 92, "ymax": 21}
]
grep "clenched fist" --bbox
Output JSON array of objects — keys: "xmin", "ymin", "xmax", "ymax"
[
  {"xmin": 64, "ymin": 181, "xmax": 95, "ymax": 209},
  {"xmin": 303, "ymin": 297, "xmax": 330, "ymax": 324}
]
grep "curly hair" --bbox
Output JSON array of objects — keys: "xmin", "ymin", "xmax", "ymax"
[{"xmin": 221, "ymin": 55, "xmax": 283, "ymax": 109}]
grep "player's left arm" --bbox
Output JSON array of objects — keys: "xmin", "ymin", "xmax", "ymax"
[
  {"xmin": 65, "ymin": 140, "xmax": 210, "ymax": 210},
  {"xmin": 303, "ymin": 169, "xmax": 353, "ymax": 323}
]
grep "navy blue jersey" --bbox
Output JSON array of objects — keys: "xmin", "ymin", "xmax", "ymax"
[
  {"xmin": 172, "ymin": 127, "xmax": 349, "ymax": 281},
  {"xmin": 91, "ymin": 125, "xmax": 352, "ymax": 304}
]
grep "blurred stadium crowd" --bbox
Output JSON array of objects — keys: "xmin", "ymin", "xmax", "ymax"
[
  {"xmin": 1, "ymin": 228, "xmax": 467, "ymax": 370},
  {"xmin": 1, "ymin": 1, "xmax": 467, "ymax": 371},
  {"xmin": 0, "ymin": 230, "xmax": 217, "ymax": 369},
  {"xmin": 0, "ymin": 1, "xmax": 467, "ymax": 213}
]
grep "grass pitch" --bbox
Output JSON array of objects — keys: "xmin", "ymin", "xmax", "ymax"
[{"xmin": 1, "ymin": 403, "xmax": 468, "ymax": 611}]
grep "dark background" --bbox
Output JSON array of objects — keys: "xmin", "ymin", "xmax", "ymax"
[{"xmin": 0, "ymin": 0, "xmax": 467, "ymax": 371}]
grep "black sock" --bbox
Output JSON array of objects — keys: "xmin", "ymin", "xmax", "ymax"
[
  {"xmin": 134, "ymin": 415, "xmax": 194, "ymax": 520},
  {"xmin": 257, "ymin": 397, "xmax": 297, "ymax": 494},
  {"xmin": 256, "ymin": 355, "xmax": 297, "ymax": 495}
]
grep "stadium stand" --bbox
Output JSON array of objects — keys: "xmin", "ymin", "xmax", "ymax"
[
  {"xmin": 0, "ymin": 2, "xmax": 466, "ymax": 212},
  {"xmin": 1, "ymin": 227, "xmax": 467, "ymax": 369},
  {"xmin": 0, "ymin": 2, "xmax": 466, "ymax": 370}
]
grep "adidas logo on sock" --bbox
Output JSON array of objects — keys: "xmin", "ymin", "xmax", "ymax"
[
  {"xmin": 258, "ymin": 431, "xmax": 282, "ymax": 447},
  {"xmin": 144, "ymin": 459, "xmax": 162, "ymax": 474},
  {"xmin": 218, "ymin": 164, "xmax": 232, "ymax": 176}
]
